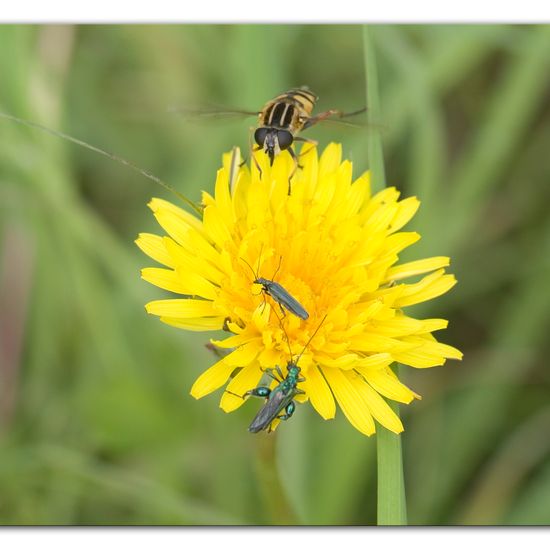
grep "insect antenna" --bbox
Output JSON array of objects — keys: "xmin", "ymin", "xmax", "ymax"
[
  {"xmin": 270, "ymin": 255, "xmax": 283, "ymax": 282},
  {"xmin": 0, "ymin": 111, "xmax": 203, "ymax": 216},
  {"xmin": 239, "ymin": 242, "xmax": 265, "ymax": 280},
  {"xmin": 293, "ymin": 314, "xmax": 328, "ymax": 367},
  {"xmin": 240, "ymin": 256, "xmax": 258, "ymax": 280},
  {"xmin": 274, "ymin": 307, "xmax": 294, "ymax": 362}
]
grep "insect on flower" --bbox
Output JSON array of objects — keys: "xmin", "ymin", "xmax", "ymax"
[
  {"xmin": 241, "ymin": 248, "xmax": 309, "ymax": 321},
  {"xmin": 141, "ymin": 144, "xmax": 462, "ymax": 437},
  {"xmin": 175, "ymin": 86, "xmax": 366, "ymax": 194},
  {"xmin": 228, "ymin": 315, "xmax": 327, "ymax": 433}
]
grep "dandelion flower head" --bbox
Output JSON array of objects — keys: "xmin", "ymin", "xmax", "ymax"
[{"xmin": 136, "ymin": 144, "xmax": 462, "ymax": 435}]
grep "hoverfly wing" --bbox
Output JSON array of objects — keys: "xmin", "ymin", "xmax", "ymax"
[
  {"xmin": 167, "ymin": 103, "xmax": 259, "ymax": 125},
  {"xmin": 317, "ymin": 117, "xmax": 386, "ymax": 133},
  {"xmin": 302, "ymin": 107, "xmax": 385, "ymax": 132}
]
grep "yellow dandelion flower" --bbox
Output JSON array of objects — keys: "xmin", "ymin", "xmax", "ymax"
[{"xmin": 136, "ymin": 144, "xmax": 462, "ymax": 436}]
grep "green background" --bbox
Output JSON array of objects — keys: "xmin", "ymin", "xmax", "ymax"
[{"xmin": 0, "ymin": 24, "xmax": 549, "ymax": 525}]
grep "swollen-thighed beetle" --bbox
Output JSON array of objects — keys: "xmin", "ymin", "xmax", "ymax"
[
  {"xmin": 0, "ymin": 112, "xmax": 203, "ymax": 217},
  {"xmin": 241, "ymin": 248, "xmax": 309, "ymax": 321},
  {"xmin": 227, "ymin": 314, "xmax": 327, "ymax": 433}
]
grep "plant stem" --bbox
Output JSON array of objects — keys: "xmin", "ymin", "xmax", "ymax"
[
  {"xmin": 363, "ymin": 25, "xmax": 408, "ymax": 526},
  {"xmin": 254, "ymin": 432, "xmax": 299, "ymax": 525}
]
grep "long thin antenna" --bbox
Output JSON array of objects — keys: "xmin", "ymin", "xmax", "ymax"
[
  {"xmin": 275, "ymin": 308, "xmax": 294, "ymax": 360},
  {"xmin": 276, "ymin": 311, "xmax": 327, "ymax": 366},
  {"xmin": 0, "ymin": 111, "xmax": 203, "ymax": 217},
  {"xmin": 256, "ymin": 242, "xmax": 264, "ymax": 277},
  {"xmin": 270, "ymin": 255, "xmax": 282, "ymax": 282},
  {"xmin": 240, "ymin": 256, "xmax": 258, "ymax": 280},
  {"xmin": 294, "ymin": 314, "xmax": 328, "ymax": 366}
]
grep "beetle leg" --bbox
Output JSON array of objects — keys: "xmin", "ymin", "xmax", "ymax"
[
  {"xmin": 276, "ymin": 401, "xmax": 296, "ymax": 421},
  {"xmin": 261, "ymin": 367, "xmax": 283, "ymax": 382},
  {"xmin": 243, "ymin": 386, "xmax": 272, "ymax": 399},
  {"xmin": 275, "ymin": 365, "xmax": 285, "ymax": 380},
  {"xmin": 224, "ymin": 389, "xmax": 245, "ymax": 399}
]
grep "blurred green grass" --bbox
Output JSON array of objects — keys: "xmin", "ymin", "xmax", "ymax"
[{"xmin": 0, "ymin": 24, "xmax": 549, "ymax": 525}]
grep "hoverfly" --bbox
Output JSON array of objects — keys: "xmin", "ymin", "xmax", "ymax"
[
  {"xmin": 253, "ymin": 87, "xmax": 364, "ymax": 189},
  {"xmin": 175, "ymin": 86, "xmax": 366, "ymax": 194},
  {"xmin": 227, "ymin": 314, "xmax": 327, "ymax": 433}
]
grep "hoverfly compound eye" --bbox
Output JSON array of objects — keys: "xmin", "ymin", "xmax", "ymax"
[
  {"xmin": 277, "ymin": 130, "xmax": 293, "ymax": 150},
  {"xmin": 254, "ymin": 128, "xmax": 269, "ymax": 147}
]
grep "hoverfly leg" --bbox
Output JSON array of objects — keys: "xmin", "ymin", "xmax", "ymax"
[
  {"xmin": 286, "ymin": 148, "xmax": 300, "ymax": 195},
  {"xmin": 294, "ymin": 135, "xmax": 318, "ymax": 154},
  {"xmin": 302, "ymin": 109, "xmax": 342, "ymax": 130},
  {"xmin": 249, "ymin": 127, "xmax": 263, "ymax": 179}
]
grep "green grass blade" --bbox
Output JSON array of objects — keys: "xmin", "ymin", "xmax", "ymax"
[{"xmin": 363, "ymin": 25, "xmax": 407, "ymax": 526}]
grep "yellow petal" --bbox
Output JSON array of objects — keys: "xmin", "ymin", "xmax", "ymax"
[
  {"xmin": 394, "ymin": 335, "xmax": 463, "ymax": 368},
  {"xmin": 214, "ymin": 166, "xmax": 234, "ymax": 230},
  {"xmin": 148, "ymin": 197, "xmax": 204, "ymax": 235},
  {"xmin": 384, "ymin": 257, "xmax": 450, "ymax": 283},
  {"xmin": 203, "ymin": 204, "xmax": 233, "ymax": 249},
  {"xmin": 160, "ymin": 316, "xmax": 224, "ymax": 332},
  {"xmin": 342, "ymin": 173, "xmax": 370, "ymax": 218},
  {"xmin": 354, "ymin": 353, "xmax": 393, "ymax": 369},
  {"xmin": 302, "ymin": 364, "xmax": 336, "ymax": 420},
  {"xmin": 383, "ymin": 232, "xmax": 421, "ymax": 257},
  {"xmin": 145, "ymin": 298, "xmax": 219, "ymax": 318},
  {"xmin": 142, "ymin": 266, "xmax": 219, "ymax": 300},
  {"xmin": 346, "ymin": 371, "xmax": 404, "ymax": 434},
  {"xmin": 220, "ymin": 364, "xmax": 264, "ymax": 412},
  {"xmin": 135, "ymin": 233, "xmax": 174, "ymax": 268},
  {"xmin": 316, "ymin": 353, "xmax": 360, "ymax": 369},
  {"xmin": 389, "ymin": 196, "xmax": 420, "ymax": 233},
  {"xmin": 164, "ymin": 237, "xmax": 224, "ymax": 286},
  {"xmin": 358, "ymin": 367, "xmax": 418, "ymax": 404},
  {"xmin": 350, "ymin": 333, "xmax": 420, "ymax": 354},
  {"xmin": 190, "ymin": 344, "xmax": 259, "ymax": 398},
  {"xmin": 211, "ymin": 333, "xmax": 261, "ymax": 350},
  {"xmin": 395, "ymin": 270, "xmax": 457, "ymax": 307},
  {"xmin": 141, "ymin": 267, "xmax": 190, "ymax": 294},
  {"xmin": 322, "ymin": 367, "xmax": 375, "ymax": 436},
  {"xmin": 319, "ymin": 142, "xmax": 342, "ymax": 176}
]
